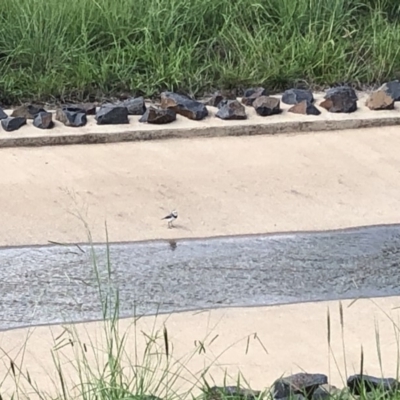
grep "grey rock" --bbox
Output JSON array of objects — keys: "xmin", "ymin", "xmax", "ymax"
[
  {"xmin": 216, "ymin": 100, "xmax": 247, "ymax": 120},
  {"xmin": 11, "ymin": 104, "xmax": 46, "ymax": 120},
  {"xmin": 56, "ymin": 107, "xmax": 87, "ymax": 127},
  {"xmin": 379, "ymin": 80, "xmax": 400, "ymax": 101},
  {"xmin": 320, "ymin": 86, "xmax": 358, "ymax": 113},
  {"xmin": 120, "ymin": 97, "xmax": 146, "ymax": 115},
  {"xmin": 208, "ymin": 90, "xmax": 237, "ymax": 108},
  {"xmin": 139, "ymin": 106, "xmax": 176, "ymax": 124},
  {"xmin": 282, "ymin": 89, "xmax": 314, "ymax": 105},
  {"xmin": 253, "ymin": 96, "xmax": 281, "ymax": 116},
  {"xmin": 347, "ymin": 374, "xmax": 399, "ymax": 395},
  {"xmin": 160, "ymin": 92, "xmax": 208, "ymax": 120},
  {"xmin": 0, "ymin": 108, "xmax": 7, "ymax": 120},
  {"xmin": 272, "ymin": 373, "xmax": 328, "ymax": 399},
  {"xmin": 33, "ymin": 111, "xmax": 54, "ymax": 129},
  {"xmin": 288, "ymin": 100, "xmax": 321, "ymax": 116},
  {"xmin": 95, "ymin": 105, "xmax": 129, "ymax": 125},
  {"xmin": 242, "ymin": 87, "xmax": 269, "ymax": 106},
  {"xmin": 1, "ymin": 116, "xmax": 27, "ymax": 132},
  {"xmin": 207, "ymin": 386, "xmax": 261, "ymax": 400}
]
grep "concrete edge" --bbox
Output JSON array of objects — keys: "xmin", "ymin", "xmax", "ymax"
[{"xmin": 1, "ymin": 116, "xmax": 400, "ymax": 148}]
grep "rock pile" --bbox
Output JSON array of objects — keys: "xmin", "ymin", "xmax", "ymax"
[
  {"xmin": 0, "ymin": 83, "xmax": 399, "ymax": 132},
  {"xmin": 206, "ymin": 373, "xmax": 400, "ymax": 400}
]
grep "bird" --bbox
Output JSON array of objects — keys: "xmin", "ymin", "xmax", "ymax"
[{"xmin": 162, "ymin": 210, "xmax": 178, "ymax": 229}]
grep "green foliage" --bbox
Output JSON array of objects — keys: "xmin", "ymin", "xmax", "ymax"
[{"xmin": 0, "ymin": 0, "xmax": 399, "ymax": 103}]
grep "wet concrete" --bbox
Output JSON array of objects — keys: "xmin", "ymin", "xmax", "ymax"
[{"xmin": 1, "ymin": 224, "xmax": 400, "ymax": 331}]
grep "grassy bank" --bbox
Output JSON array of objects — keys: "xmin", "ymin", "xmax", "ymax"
[{"xmin": 0, "ymin": 0, "xmax": 399, "ymax": 104}]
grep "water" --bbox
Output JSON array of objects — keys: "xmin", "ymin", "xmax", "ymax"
[{"xmin": 1, "ymin": 224, "xmax": 400, "ymax": 330}]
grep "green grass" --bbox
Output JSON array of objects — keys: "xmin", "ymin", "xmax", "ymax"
[{"xmin": 0, "ymin": 0, "xmax": 400, "ymax": 104}]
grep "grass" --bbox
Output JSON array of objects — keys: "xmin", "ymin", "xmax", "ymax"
[
  {"xmin": 0, "ymin": 0, "xmax": 400, "ymax": 104},
  {"xmin": 1, "ymin": 228, "xmax": 400, "ymax": 399}
]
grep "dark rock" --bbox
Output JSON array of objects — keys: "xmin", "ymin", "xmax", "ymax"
[
  {"xmin": 95, "ymin": 104, "xmax": 129, "ymax": 125},
  {"xmin": 1, "ymin": 117, "xmax": 27, "ymax": 132},
  {"xmin": 216, "ymin": 100, "xmax": 247, "ymax": 120},
  {"xmin": 33, "ymin": 111, "xmax": 54, "ymax": 129},
  {"xmin": 312, "ymin": 384, "xmax": 341, "ymax": 400},
  {"xmin": 120, "ymin": 97, "xmax": 146, "ymax": 115},
  {"xmin": 0, "ymin": 108, "xmax": 7, "ymax": 120},
  {"xmin": 206, "ymin": 386, "xmax": 261, "ymax": 400},
  {"xmin": 160, "ymin": 92, "xmax": 208, "ymax": 120},
  {"xmin": 365, "ymin": 90, "xmax": 395, "ymax": 110},
  {"xmin": 64, "ymin": 103, "xmax": 96, "ymax": 115},
  {"xmin": 326, "ymin": 86, "xmax": 358, "ymax": 101},
  {"xmin": 253, "ymin": 96, "xmax": 281, "ymax": 116},
  {"xmin": 272, "ymin": 373, "xmax": 328, "ymax": 399},
  {"xmin": 282, "ymin": 89, "xmax": 314, "ymax": 105},
  {"xmin": 347, "ymin": 374, "xmax": 399, "ymax": 395},
  {"xmin": 77, "ymin": 103, "xmax": 96, "ymax": 115},
  {"xmin": 56, "ymin": 107, "xmax": 87, "ymax": 127},
  {"xmin": 242, "ymin": 87, "xmax": 269, "ymax": 106},
  {"xmin": 288, "ymin": 100, "xmax": 321, "ymax": 116},
  {"xmin": 320, "ymin": 86, "xmax": 358, "ymax": 113},
  {"xmin": 208, "ymin": 90, "xmax": 237, "ymax": 108},
  {"xmin": 11, "ymin": 104, "xmax": 46, "ymax": 120},
  {"xmin": 379, "ymin": 80, "xmax": 400, "ymax": 101},
  {"xmin": 139, "ymin": 106, "xmax": 176, "ymax": 124},
  {"xmin": 277, "ymin": 395, "xmax": 306, "ymax": 400}
]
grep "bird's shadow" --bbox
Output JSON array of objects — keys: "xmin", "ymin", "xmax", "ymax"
[{"xmin": 167, "ymin": 224, "xmax": 191, "ymax": 232}]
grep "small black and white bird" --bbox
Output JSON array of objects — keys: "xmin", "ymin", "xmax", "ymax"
[{"xmin": 162, "ymin": 210, "xmax": 178, "ymax": 229}]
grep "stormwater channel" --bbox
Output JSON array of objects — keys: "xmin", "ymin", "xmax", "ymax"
[{"xmin": 1, "ymin": 224, "xmax": 400, "ymax": 330}]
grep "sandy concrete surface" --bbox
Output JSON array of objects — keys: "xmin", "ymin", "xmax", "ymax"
[
  {"xmin": 2, "ymin": 93, "xmax": 400, "ymax": 148},
  {"xmin": 0, "ymin": 297, "xmax": 399, "ymax": 397},
  {"xmin": 1, "ymin": 127, "xmax": 400, "ymax": 246}
]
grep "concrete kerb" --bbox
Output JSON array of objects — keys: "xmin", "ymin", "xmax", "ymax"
[{"xmin": 1, "ymin": 92, "xmax": 399, "ymax": 148}]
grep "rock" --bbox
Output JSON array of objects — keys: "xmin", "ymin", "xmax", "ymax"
[
  {"xmin": 206, "ymin": 386, "xmax": 261, "ymax": 400},
  {"xmin": 77, "ymin": 103, "xmax": 96, "ymax": 115},
  {"xmin": 241, "ymin": 87, "xmax": 269, "ymax": 106},
  {"xmin": 215, "ymin": 100, "xmax": 247, "ymax": 120},
  {"xmin": 253, "ymin": 96, "xmax": 281, "ymax": 116},
  {"xmin": 282, "ymin": 89, "xmax": 314, "ymax": 105},
  {"xmin": 0, "ymin": 108, "xmax": 7, "ymax": 120},
  {"xmin": 312, "ymin": 384, "xmax": 341, "ymax": 400},
  {"xmin": 11, "ymin": 104, "xmax": 46, "ymax": 120},
  {"xmin": 139, "ymin": 106, "xmax": 176, "ymax": 124},
  {"xmin": 379, "ymin": 80, "xmax": 400, "ymax": 101},
  {"xmin": 208, "ymin": 90, "xmax": 237, "ymax": 108},
  {"xmin": 56, "ymin": 107, "xmax": 87, "ymax": 127},
  {"xmin": 278, "ymin": 395, "xmax": 306, "ymax": 400},
  {"xmin": 33, "ymin": 111, "xmax": 54, "ymax": 129},
  {"xmin": 95, "ymin": 104, "xmax": 129, "ymax": 125},
  {"xmin": 320, "ymin": 86, "xmax": 358, "ymax": 113},
  {"xmin": 347, "ymin": 374, "xmax": 399, "ymax": 395},
  {"xmin": 365, "ymin": 90, "xmax": 395, "ymax": 110},
  {"xmin": 160, "ymin": 92, "xmax": 208, "ymax": 120},
  {"xmin": 288, "ymin": 100, "xmax": 321, "ymax": 116},
  {"xmin": 120, "ymin": 96, "xmax": 146, "ymax": 115},
  {"xmin": 1, "ymin": 117, "xmax": 27, "ymax": 132},
  {"xmin": 272, "ymin": 373, "xmax": 328, "ymax": 399}
]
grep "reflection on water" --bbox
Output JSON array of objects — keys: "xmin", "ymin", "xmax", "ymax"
[{"xmin": 0, "ymin": 224, "xmax": 400, "ymax": 330}]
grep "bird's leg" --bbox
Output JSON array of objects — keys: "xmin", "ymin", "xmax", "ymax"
[{"xmin": 168, "ymin": 220, "xmax": 172, "ymax": 229}]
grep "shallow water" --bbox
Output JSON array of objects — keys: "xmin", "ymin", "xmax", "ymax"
[{"xmin": 1, "ymin": 224, "xmax": 400, "ymax": 330}]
